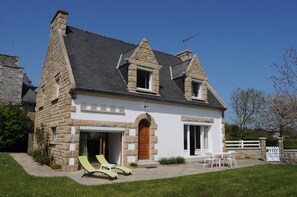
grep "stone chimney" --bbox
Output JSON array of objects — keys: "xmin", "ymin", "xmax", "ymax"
[
  {"xmin": 50, "ymin": 10, "xmax": 68, "ymax": 35},
  {"xmin": 175, "ymin": 50, "xmax": 192, "ymax": 61},
  {"xmin": 0, "ymin": 54, "xmax": 19, "ymax": 67}
]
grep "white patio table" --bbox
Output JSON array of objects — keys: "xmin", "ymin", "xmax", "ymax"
[{"xmin": 212, "ymin": 152, "xmax": 230, "ymax": 167}]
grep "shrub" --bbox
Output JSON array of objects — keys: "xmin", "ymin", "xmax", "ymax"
[
  {"xmin": 175, "ymin": 156, "xmax": 186, "ymax": 164},
  {"xmin": 129, "ymin": 162, "xmax": 138, "ymax": 168},
  {"xmin": 0, "ymin": 104, "xmax": 34, "ymax": 152},
  {"xmin": 159, "ymin": 157, "xmax": 185, "ymax": 165},
  {"xmin": 284, "ymin": 139, "xmax": 297, "ymax": 149},
  {"xmin": 36, "ymin": 154, "xmax": 50, "ymax": 165},
  {"xmin": 30, "ymin": 149, "xmax": 50, "ymax": 165},
  {"xmin": 51, "ymin": 164, "xmax": 62, "ymax": 170}
]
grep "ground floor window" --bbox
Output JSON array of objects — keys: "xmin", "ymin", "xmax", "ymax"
[
  {"xmin": 79, "ymin": 131, "xmax": 122, "ymax": 164},
  {"xmin": 184, "ymin": 125, "xmax": 209, "ymax": 156}
]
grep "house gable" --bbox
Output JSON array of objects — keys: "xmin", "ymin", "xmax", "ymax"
[
  {"xmin": 184, "ymin": 55, "xmax": 208, "ymax": 101},
  {"xmin": 122, "ymin": 38, "xmax": 162, "ymax": 95}
]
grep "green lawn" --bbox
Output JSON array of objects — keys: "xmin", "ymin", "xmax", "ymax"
[{"xmin": 1, "ymin": 153, "xmax": 297, "ymax": 197}]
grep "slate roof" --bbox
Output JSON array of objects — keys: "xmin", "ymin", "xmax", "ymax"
[
  {"xmin": 64, "ymin": 26, "xmax": 226, "ymax": 110},
  {"xmin": 171, "ymin": 59, "xmax": 191, "ymax": 79}
]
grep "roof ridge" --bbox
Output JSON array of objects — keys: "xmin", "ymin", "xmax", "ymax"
[{"xmin": 67, "ymin": 26, "xmax": 136, "ymax": 47}]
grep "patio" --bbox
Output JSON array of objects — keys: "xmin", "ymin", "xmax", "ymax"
[{"xmin": 11, "ymin": 153, "xmax": 266, "ymax": 186}]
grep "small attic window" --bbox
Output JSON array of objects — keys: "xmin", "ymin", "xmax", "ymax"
[
  {"xmin": 192, "ymin": 80, "xmax": 202, "ymax": 99},
  {"xmin": 137, "ymin": 67, "xmax": 152, "ymax": 90}
]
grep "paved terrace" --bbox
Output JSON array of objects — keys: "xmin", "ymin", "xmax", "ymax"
[{"xmin": 11, "ymin": 153, "xmax": 267, "ymax": 186}]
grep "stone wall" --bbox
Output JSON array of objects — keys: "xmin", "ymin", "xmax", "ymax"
[
  {"xmin": 227, "ymin": 148, "xmax": 262, "ymax": 160},
  {"xmin": 0, "ymin": 54, "xmax": 23, "ymax": 104},
  {"xmin": 283, "ymin": 150, "xmax": 297, "ymax": 165},
  {"xmin": 34, "ymin": 10, "xmax": 75, "ymax": 171}
]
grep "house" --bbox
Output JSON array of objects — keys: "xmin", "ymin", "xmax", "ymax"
[
  {"xmin": 0, "ymin": 53, "xmax": 37, "ymax": 152},
  {"xmin": 0, "ymin": 54, "xmax": 37, "ymax": 109},
  {"xmin": 34, "ymin": 10, "xmax": 227, "ymax": 171}
]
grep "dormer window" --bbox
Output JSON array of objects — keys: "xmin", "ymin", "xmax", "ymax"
[
  {"xmin": 192, "ymin": 79, "xmax": 202, "ymax": 99},
  {"xmin": 137, "ymin": 67, "xmax": 152, "ymax": 90}
]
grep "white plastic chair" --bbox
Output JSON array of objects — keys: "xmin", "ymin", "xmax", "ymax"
[
  {"xmin": 225, "ymin": 151, "xmax": 237, "ymax": 167},
  {"xmin": 203, "ymin": 152, "xmax": 219, "ymax": 168}
]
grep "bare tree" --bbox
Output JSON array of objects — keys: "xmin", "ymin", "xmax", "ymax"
[
  {"xmin": 272, "ymin": 47, "xmax": 297, "ymax": 91},
  {"xmin": 230, "ymin": 88, "xmax": 266, "ymax": 139},
  {"xmin": 269, "ymin": 47, "xmax": 297, "ymax": 135}
]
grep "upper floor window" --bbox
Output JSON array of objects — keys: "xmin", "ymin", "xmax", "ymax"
[
  {"xmin": 137, "ymin": 67, "xmax": 152, "ymax": 90},
  {"xmin": 192, "ymin": 80, "xmax": 202, "ymax": 99},
  {"xmin": 41, "ymin": 85, "xmax": 45, "ymax": 106},
  {"xmin": 55, "ymin": 73, "xmax": 61, "ymax": 97}
]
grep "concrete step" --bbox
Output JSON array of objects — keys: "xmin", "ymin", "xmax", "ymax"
[{"xmin": 137, "ymin": 160, "xmax": 159, "ymax": 168}]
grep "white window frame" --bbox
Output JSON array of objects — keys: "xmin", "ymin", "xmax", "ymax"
[
  {"xmin": 136, "ymin": 66, "xmax": 153, "ymax": 91},
  {"xmin": 191, "ymin": 79, "xmax": 202, "ymax": 99},
  {"xmin": 183, "ymin": 124, "xmax": 210, "ymax": 157}
]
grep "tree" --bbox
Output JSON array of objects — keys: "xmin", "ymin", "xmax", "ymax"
[
  {"xmin": 0, "ymin": 104, "xmax": 34, "ymax": 152},
  {"xmin": 269, "ymin": 47, "xmax": 297, "ymax": 135},
  {"xmin": 262, "ymin": 93, "xmax": 297, "ymax": 137},
  {"xmin": 230, "ymin": 88, "xmax": 266, "ymax": 139},
  {"xmin": 272, "ymin": 47, "xmax": 297, "ymax": 95}
]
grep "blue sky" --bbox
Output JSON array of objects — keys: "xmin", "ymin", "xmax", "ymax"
[{"xmin": 1, "ymin": 0, "xmax": 297, "ymax": 122}]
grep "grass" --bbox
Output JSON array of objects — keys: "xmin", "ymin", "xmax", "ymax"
[{"xmin": 1, "ymin": 153, "xmax": 297, "ymax": 196}]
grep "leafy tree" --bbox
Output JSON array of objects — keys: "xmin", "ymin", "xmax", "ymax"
[
  {"xmin": 261, "ymin": 93, "xmax": 297, "ymax": 137},
  {"xmin": 230, "ymin": 88, "xmax": 266, "ymax": 139},
  {"xmin": 0, "ymin": 104, "xmax": 34, "ymax": 152}
]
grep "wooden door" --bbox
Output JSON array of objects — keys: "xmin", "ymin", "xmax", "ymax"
[{"xmin": 138, "ymin": 127, "xmax": 150, "ymax": 160}]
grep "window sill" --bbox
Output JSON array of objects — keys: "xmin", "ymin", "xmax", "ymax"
[
  {"xmin": 49, "ymin": 141, "xmax": 56, "ymax": 145},
  {"xmin": 136, "ymin": 88, "xmax": 156, "ymax": 94},
  {"xmin": 191, "ymin": 97, "xmax": 206, "ymax": 102}
]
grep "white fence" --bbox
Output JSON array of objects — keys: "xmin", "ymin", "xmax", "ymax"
[
  {"xmin": 225, "ymin": 140, "xmax": 260, "ymax": 149},
  {"xmin": 266, "ymin": 146, "xmax": 280, "ymax": 162}
]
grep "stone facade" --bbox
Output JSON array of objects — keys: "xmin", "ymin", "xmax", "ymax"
[
  {"xmin": 127, "ymin": 38, "xmax": 162, "ymax": 95},
  {"xmin": 184, "ymin": 55, "xmax": 208, "ymax": 101},
  {"xmin": 0, "ymin": 54, "xmax": 23, "ymax": 104},
  {"xmin": 34, "ymin": 10, "xmax": 76, "ymax": 171}
]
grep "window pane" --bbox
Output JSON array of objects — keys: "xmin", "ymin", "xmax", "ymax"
[
  {"xmin": 204, "ymin": 127, "xmax": 208, "ymax": 149},
  {"xmin": 137, "ymin": 69, "xmax": 151, "ymax": 89},
  {"xmin": 52, "ymin": 127, "xmax": 56, "ymax": 142},
  {"xmin": 55, "ymin": 74, "xmax": 60, "ymax": 97},
  {"xmin": 184, "ymin": 125, "xmax": 187, "ymax": 150},
  {"xmin": 196, "ymin": 126, "xmax": 201, "ymax": 149},
  {"xmin": 192, "ymin": 81, "xmax": 201, "ymax": 97}
]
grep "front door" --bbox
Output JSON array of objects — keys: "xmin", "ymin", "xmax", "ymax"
[{"xmin": 138, "ymin": 126, "xmax": 150, "ymax": 160}]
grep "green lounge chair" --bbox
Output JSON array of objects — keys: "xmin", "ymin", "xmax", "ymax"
[
  {"xmin": 77, "ymin": 156, "xmax": 118, "ymax": 179},
  {"xmin": 96, "ymin": 155, "xmax": 133, "ymax": 175}
]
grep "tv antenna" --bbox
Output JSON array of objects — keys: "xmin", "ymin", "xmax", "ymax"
[{"xmin": 182, "ymin": 33, "xmax": 199, "ymax": 50}]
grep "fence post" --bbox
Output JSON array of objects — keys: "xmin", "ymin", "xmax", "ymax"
[
  {"xmin": 258, "ymin": 137, "xmax": 266, "ymax": 161},
  {"xmin": 278, "ymin": 137, "xmax": 284, "ymax": 162},
  {"xmin": 241, "ymin": 140, "xmax": 244, "ymax": 148}
]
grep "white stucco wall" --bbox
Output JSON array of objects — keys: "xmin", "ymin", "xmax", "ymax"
[{"xmin": 71, "ymin": 94, "xmax": 224, "ymax": 159}]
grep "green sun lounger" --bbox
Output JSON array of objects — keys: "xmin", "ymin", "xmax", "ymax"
[
  {"xmin": 96, "ymin": 155, "xmax": 133, "ymax": 175},
  {"xmin": 77, "ymin": 156, "xmax": 118, "ymax": 179}
]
